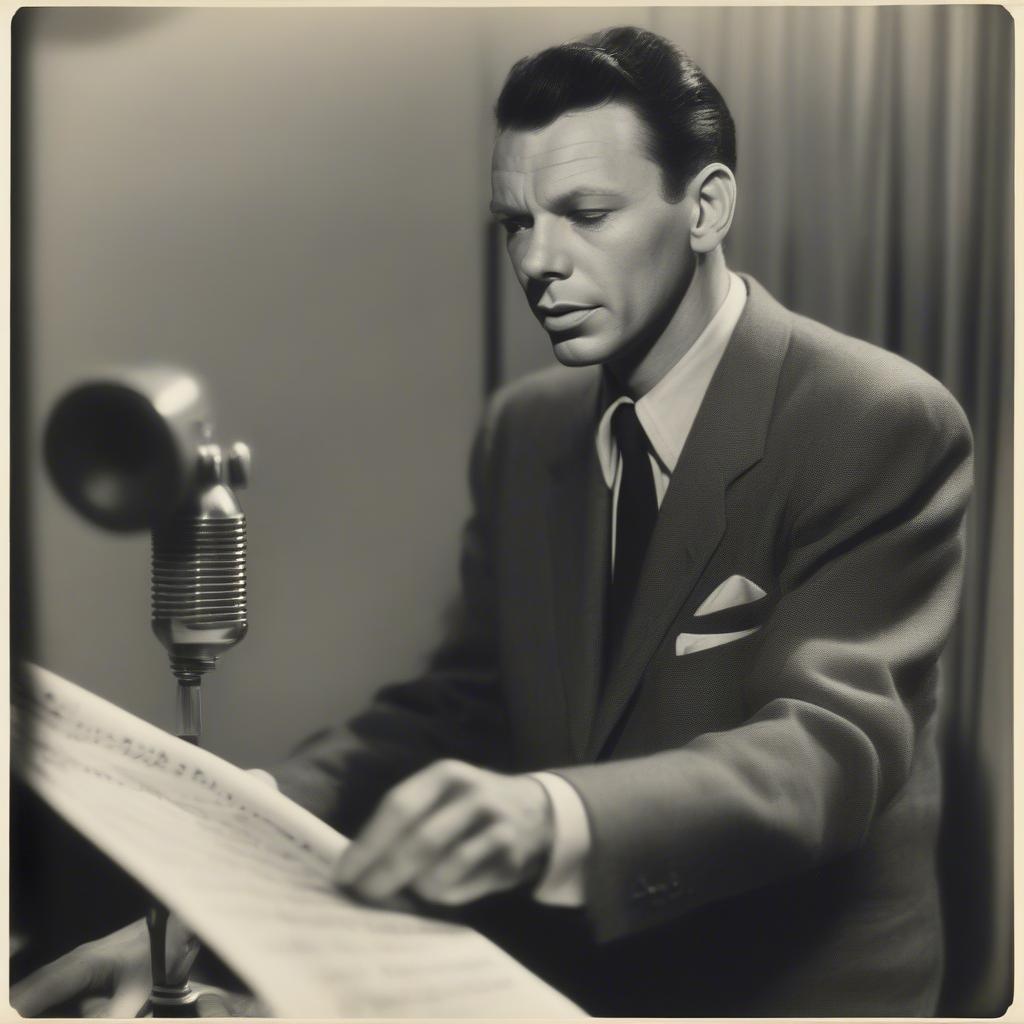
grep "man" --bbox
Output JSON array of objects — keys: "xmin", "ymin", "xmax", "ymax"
[{"xmin": 14, "ymin": 26, "xmax": 972, "ymax": 1017}]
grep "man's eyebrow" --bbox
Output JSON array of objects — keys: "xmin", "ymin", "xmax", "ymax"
[
  {"xmin": 545, "ymin": 186, "xmax": 625, "ymax": 209},
  {"xmin": 489, "ymin": 187, "xmax": 624, "ymax": 216},
  {"xmin": 489, "ymin": 200, "xmax": 521, "ymax": 216},
  {"xmin": 553, "ymin": 184, "xmax": 623, "ymax": 200}
]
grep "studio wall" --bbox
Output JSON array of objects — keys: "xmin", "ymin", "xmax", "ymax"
[{"xmin": 18, "ymin": 8, "xmax": 491, "ymax": 767}]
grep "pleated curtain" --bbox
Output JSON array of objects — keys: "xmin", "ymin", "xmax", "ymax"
[{"xmin": 651, "ymin": 9, "xmax": 1013, "ymax": 1013}]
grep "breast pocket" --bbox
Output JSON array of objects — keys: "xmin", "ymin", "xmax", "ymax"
[
  {"xmin": 675, "ymin": 627, "xmax": 761, "ymax": 657},
  {"xmin": 620, "ymin": 629, "xmax": 765, "ymax": 753}
]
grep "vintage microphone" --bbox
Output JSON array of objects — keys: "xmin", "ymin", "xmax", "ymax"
[
  {"xmin": 44, "ymin": 366, "xmax": 250, "ymax": 740},
  {"xmin": 149, "ymin": 439, "xmax": 250, "ymax": 744},
  {"xmin": 44, "ymin": 365, "xmax": 250, "ymax": 1015}
]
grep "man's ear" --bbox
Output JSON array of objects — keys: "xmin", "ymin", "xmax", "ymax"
[{"xmin": 687, "ymin": 163, "xmax": 737, "ymax": 254}]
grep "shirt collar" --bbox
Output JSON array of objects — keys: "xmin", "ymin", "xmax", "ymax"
[{"xmin": 595, "ymin": 271, "xmax": 748, "ymax": 488}]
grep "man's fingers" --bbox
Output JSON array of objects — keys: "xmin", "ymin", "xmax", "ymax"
[
  {"xmin": 359, "ymin": 890, "xmax": 421, "ymax": 914},
  {"xmin": 82, "ymin": 976, "xmax": 150, "ymax": 1019},
  {"xmin": 334, "ymin": 763, "xmax": 555, "ymax": 908},
  {"xmin": 428, "ymin": 861, "xmax": 514, "ymax": 905},
  {"xmin": 334, "ymin": 762, "xmax": 468, "ymax": 887},
  {"xmin": 347, "ymin": 793, "xmax": 484, "ymax": 901},
  {"xmin": 11, "ymin": 951, "xmax": 102, "ymax": 1017},
  {"xmin": 195, "ymin": 986, "xmax": 262, "ymax": 1017},
  {"xmin": 197, "ymin": 992, "xmax": 233, "ymax": 1017},
  {"xmin": 412, "ymin": 823, "xmax": 511, "ymax": 903}
]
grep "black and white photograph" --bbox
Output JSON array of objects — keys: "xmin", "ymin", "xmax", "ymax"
[{"xmin": 9, "ymin": 5, "xmax": 1013, "ymax": 1019}]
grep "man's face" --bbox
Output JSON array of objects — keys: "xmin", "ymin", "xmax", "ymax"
[{"xmin": 490, "ymin": 102, "xmax": 695, "ymax": 371}]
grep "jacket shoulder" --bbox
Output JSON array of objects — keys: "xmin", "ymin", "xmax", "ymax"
[
  {"xmin": 487, "ymin": 363, "xmax": 598, "ymax": 418},
  {"xmin": 778, "ymin": 313, "xmax": 971, "ymax": 444},
  {"xmin": 466, "ymin": 364, "xmax": 602, "ymax": 490},
  {"xmin": 481, "ymin": 363, "xmax": 601, "ymax": 450}
]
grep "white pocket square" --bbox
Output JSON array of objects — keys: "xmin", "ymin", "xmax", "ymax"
[
  {"xmin": 675, "ymin": 628, "xmax": 760, "ymax": 657},
  {"xmin": 694, "ymin": 574, "xmax": 767, "ymax": 617}
]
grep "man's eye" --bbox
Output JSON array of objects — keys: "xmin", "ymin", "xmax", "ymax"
[
  {"xmin": 570, "ymin": 210, "xmax": 610, "ymax": 227},
  {"xmin": 499, "ymin": 219, "xmax": 529, "ymax": 236}
]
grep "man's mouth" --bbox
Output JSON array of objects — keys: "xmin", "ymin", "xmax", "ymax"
[{"xmin": 536, "ymin": 304, "xmax": 598, "ymax": 331}]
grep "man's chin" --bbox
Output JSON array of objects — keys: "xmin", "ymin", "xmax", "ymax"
[{"xmin": 550, "ymin": 334, "xmax": 617, "ymax": 368}]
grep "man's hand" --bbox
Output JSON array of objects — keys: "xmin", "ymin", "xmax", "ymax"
[
  {"xmin": 333, "ymin": 760, "xmax": 554, "ymax": 906},
  {"xmin": 11, "ymin": 917, "xmax": 166, "ymax": 1018},
  {"xmin": 11, "ymin": 917, "xmax": 264, "ymax": 1018}
]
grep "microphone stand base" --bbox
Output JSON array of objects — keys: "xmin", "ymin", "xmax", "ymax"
[
  {"xmin": 143, "ymin": 903, "xmax": 201, "ymax": 1018},
  {"xmin": 137, "ymin": 988, "xmax": 201, "ymax": 1018}
]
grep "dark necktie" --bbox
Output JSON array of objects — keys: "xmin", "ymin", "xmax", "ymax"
[{"xmin": 606, "ymin": 402, "xmax": 658, "ymax": 669}]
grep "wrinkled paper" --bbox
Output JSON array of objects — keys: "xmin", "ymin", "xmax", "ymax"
[{"xmin": 13, "ymin": 663, "xmax": 585, "ymax": 1018}]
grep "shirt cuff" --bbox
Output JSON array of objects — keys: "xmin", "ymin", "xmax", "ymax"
[{"xmin": 529, "ymin": 771, "xmax": 591, "ymax": 907}]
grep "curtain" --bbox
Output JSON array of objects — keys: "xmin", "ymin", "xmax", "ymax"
[{"xmin": 651, "ymin": 8, "xmax": 1013, "ymax": 1013}]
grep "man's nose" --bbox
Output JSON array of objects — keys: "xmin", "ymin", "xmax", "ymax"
[{"xmin": 518, "ymin": 222, "xmax": 571, "ymax": 281}]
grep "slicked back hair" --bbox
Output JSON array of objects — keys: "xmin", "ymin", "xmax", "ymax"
[{"xmin": 494, "ymin": 26, "xmax": 736, "ymax": 201}]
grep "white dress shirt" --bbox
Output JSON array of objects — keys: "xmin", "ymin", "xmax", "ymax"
[{"xmin": 530, "ymin": 271, "xmax": 748, "ymax": 906}]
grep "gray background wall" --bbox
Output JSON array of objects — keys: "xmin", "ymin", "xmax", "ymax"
[
  {"xmin": 21, "ymin": 7, "xmax": 489, "ymax": 766},
  {"xmin": 19, "ymin": 7, "xmax": 650, "ymax": 767}
]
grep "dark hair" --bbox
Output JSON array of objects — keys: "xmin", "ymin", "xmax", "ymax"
[{"xmin": 494, "ymin": 26, "xmax": 736, "ymax": 200}]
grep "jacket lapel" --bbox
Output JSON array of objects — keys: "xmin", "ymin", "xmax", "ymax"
[{"xmin": 585, "ymin": 276, "xmax": 793, "ymax": 759}]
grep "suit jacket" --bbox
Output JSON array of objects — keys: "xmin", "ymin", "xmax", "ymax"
[{"xmin": 272, "ymin": 276, "xmax": 973, "ymax": 1017}]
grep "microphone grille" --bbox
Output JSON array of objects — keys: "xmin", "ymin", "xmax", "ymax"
[{"xmin": 151, "ymin": 515, "xmax": 247, "ymax": 625}]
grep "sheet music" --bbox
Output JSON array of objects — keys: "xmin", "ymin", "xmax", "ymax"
[{"xmin": 13, "ymin": 663, "xmax": 586, "ymax": 1018}]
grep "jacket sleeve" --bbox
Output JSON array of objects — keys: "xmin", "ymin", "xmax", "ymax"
[
  {"xmin": 555, "ymin": 379, "xmax": 974, "ymax": 942},
  {"xmin": 268, "ymin": 400, "xmax": 510, "ymax": 838}
]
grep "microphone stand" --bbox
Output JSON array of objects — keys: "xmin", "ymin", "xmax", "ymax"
[
  {"xmin": 137, "ymin": 718, "xmax": 203, "ymax": 1017},
  {"xmin": 138, "ymin": 441, "xmax": 250, "ymax": 1018},
  {"xmin": 140, "ymin": 900, "xmax": 201, "ymax": 1017},
  {"xmin": 43, "ymin": 370, "xmax": 250, "ymax": 1019}
]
